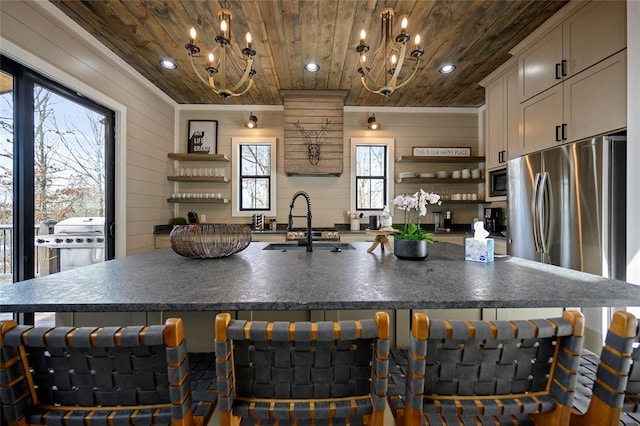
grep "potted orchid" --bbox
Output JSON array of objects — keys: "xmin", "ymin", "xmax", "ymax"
[{"xmin": 391, "ymin": 189, "xmax": 441, "ymax": 260}]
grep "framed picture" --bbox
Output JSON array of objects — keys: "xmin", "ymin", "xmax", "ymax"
[
  {"xmin": 412, "ymin": 146, "xmax": 471, "ymax": 157},
  {"xmin": 188, "ymin": 120, "xmax": 218, "ymax": 154}
]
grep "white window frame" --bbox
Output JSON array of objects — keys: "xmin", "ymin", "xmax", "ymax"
[
  {"xmin": 350, "ymin": 138, "xmax": 395, "ymax": 214},
  {"xmin": 232, "ymin": 136, "xmax": 277, "ymax": 217}
]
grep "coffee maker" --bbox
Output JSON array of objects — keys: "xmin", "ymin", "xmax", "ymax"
[{"xmin": 483, "ymin": 207, "xmax": 503, "ymax": 232}]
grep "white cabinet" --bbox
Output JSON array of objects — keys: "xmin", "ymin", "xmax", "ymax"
[
  {"xmin": 517, "ymin": 1, "xmax": 626, "ymax": 103},
  {"xmin": 563, "ymin": 51, "xmax": 627, "ymax": 142},
  {"xmin": 433, "ymin": 234, "xmax": 464, "ymax": 246},
  {"xmin": 520, "ymin": 84, "xmax": 564, "ymax": 153},
  {"xmin": 520, "ymin": 50, "xmax": 626, "ymax": 153},
  {"xmin": 505, "ymin": 68, "xmax": 522, "ymax": 160},
  {"xmin": 519, "ymin": 25, "xmax": 564, "ymax": 102},
  {"xmin": 494, "ymin": 239, "xmax": 507, "ymax": 255},
  {"xmin": 481, "ymin": 59, "xmax": 519, "ymax": 170},
  {"xmin": 250, "ymin": 233, "xmax": 285, "ymax": 243},
  {"xmin": 485, "ymin": 77, "xmax": 507, "ymax": 169},
  {"xmin": 562, "ymin": 1, "xmax": 626, "ymax": 78}
]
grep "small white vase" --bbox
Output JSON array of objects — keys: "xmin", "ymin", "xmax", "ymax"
[{"xmin": 350, "ymin": 219, "xmax": 360, "ymax": 231}]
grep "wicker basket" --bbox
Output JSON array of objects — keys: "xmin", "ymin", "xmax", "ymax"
[{"xmin": 170, "ymin": 223, "xmax": 252, "ymax": 258}]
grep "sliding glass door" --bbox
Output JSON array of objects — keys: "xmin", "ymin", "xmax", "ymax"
[{"xmin": 1, "ymin": 56, "xmax": 115, "ymax": 323}]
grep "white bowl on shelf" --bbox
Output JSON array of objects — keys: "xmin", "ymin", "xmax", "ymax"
[
  {"xmin": 419, "ymin": 172, "xmax": 436, "ymax": 178},
  {"xmin": 436, "ymin": 171, "xmax": 448, "ymax": 178},
  {"xmin": 451, "ymin": 170, "xmax": 462, "ymax": 179}
]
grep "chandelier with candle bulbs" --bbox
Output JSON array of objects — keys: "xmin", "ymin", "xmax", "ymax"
[
  {"xmin": 184, "ymin": 5, "xmax": 256, "ymax": 100},
  {"xmin": 356, "ymin": 7, "xmax": 424, "ymax": 97}
]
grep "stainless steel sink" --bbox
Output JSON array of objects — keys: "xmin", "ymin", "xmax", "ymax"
[{"xmin": 262, "ymin": 243, "xmax": 356, "ymax": 251}]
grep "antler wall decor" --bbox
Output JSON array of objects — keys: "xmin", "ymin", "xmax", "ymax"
[{"xmin": 294, "ymin": 118, "xmax": 331, "ymax": 165}]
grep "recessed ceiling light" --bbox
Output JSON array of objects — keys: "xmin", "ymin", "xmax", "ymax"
[
  {"xmin": 304, "ymin": 62, "xmax": 320, "ymax": 72},
  {"xmin": 439, "ymin": 64, "xmax": 456, "ymax": 74},
  {"xmin": 160, "ymin": 59, "xmax": 177, "ymax": 70}
]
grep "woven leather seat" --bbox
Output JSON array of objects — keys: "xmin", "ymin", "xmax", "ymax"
[
  {"xmin": 390, "ymin": 310, "xmax": 584, "ymax": 426},
  {"xmin": 214, "ymin": 312, "xmax": 390, "ymax": 425},
  {"xmin": 571, "ymin": 310, "xmax": 640, "ymax": 425},
  {"xmin": 0, "ymin": 318, "xmax": 217, "ymax": 426}
]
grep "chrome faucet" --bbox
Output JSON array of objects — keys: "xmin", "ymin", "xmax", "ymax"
[{"xmin": 288, "ymin": 191, "xmax": 313, "ymax": 252}]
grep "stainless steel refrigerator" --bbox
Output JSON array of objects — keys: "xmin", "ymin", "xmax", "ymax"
[
  {"xmin": 507, "ymin": 134, "xmax": 626, "ymax": 347},
  {"xmin": 507, "ymin": 134, "xmax": 626, "ymax": 281}
]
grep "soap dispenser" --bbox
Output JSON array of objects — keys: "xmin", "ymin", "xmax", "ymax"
[{"xmin": 380, "ymin": 205, "xmax": 392, "ymax": 228}]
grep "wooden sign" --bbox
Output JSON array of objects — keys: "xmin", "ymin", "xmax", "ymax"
[{"xmin": 412, "ymin": 147, "xmax": 471, "ymax": 157}]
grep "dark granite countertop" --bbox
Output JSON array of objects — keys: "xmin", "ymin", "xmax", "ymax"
[{"xmin": 2, "ymin": 242, "xmax": 638, "ymax": 313}]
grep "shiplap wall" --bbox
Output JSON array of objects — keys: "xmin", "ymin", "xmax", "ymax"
[
  {"xmin": 0, "ymin": 1, "xmax": 175, "ymax": 255},
  {"xmin": 177, "ymin": 108, "xmax": 480, "ymax": 228}
]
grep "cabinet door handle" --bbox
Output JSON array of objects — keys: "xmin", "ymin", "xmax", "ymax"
[
  {"xmin": 555, "ymin": 125, "xmax": 562, "ymax": 142},
  {"xmin": 501, "ymin": 150, "xmax": 506, "ymax": 163},
  {"xmin": 562, "ymin": 123, "xmax": 567, "ymax": 140},
  {"xmin": 561, "ymin": 59, "xmax": 567, "ymax": 77},
  {"xmin": 555, "ymin": 63, "xmax": 562, "ymax": 80}
]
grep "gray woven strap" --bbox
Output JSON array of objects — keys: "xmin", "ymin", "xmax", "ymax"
[
  {"xmin": 69, "ymin": 327, "xmax": 96, "ymax": 347},
  {"xmin": 317, "ymin": 321, "xmax": 334, "ymax": 341},
  {"xmin": 606, "ymin": 330, "xmax": 636, "ymax": 355},
  {"xmin": 3, "ymin": 325, "xmax": 32, "ymax": 346},
  {"xmin": 530, "ymin": 319, "xmax": 556, "ymax": 338},
  {"xmin": 601, "ymin": 345, "xmax": 633, "ymax": 373},
  {"xmin": 272, "ymin": 321, "xmax": 289, "ymax": 341},
  {"xmin": 492, "ymin": 321, "xmax": 514, "ymax": 339},
  {"xmin": 120, "ymin": 325, "xmax": 144, "ymax": 346},
  {"xmin": 549, "ymin": 317, "xmax": 574, "ymax": 336},
  {"xmin": 227, "ymin": 320, "xmax": 246, "ymax": 339},
  {"xmin": 512, "ymin": 320, "xmax": 536, "ymax": 339},
  {"xmin": 46, "ymin": 327, "xmax": 74, "ymax": 347},
  {"xmin": 24, "ymin": 327, "xmax": 54, "ymax": 346},
  {"xmin": 95, "ymin": 326, "xmax": 121, "ymax": 347},
  {"xmin": 429, "ymin": 321, "xmax": 447, "ymax": 339},
  {"xmin": 360, "ymin": 319, "xmax": 378, "ymax": 339},
  {"xmin": 293, "ymin": 322, "xmax": 312, "ymax": 342},
  {"xmin": 143, "ymin": 325, "xmax": 165, "ymax": 346},
  {"xmin": 249, "ymin": 321, "xmax": 268, "ymax": 340},
  {"xmin": 339, "ymin": 321, "xmax": 357, "ymax": 340},
  {"xmin": 470, "ymin": 321, "xmax": 493, "ymax": 340}
]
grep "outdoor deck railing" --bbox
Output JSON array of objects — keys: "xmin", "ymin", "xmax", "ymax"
[{"xmin": 0, "ymin": 225, "xmax": 43, "ymax": 280}]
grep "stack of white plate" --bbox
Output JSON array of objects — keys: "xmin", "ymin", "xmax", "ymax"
[
  {"xmin": 419, "ymin": 172, "xmax": 436, "ymax": 178},
  {"xmin": 399, "ymin": 172, "xmax": 417, "ymax": 179},
  {"xmin": 436, "ymin": 171, "xmax": 448, "ymax": 178}
]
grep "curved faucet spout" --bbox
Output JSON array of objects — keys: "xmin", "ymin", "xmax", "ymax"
[{"xmin": 288, "ymin": 191, "xmax": 313, "ymax": 252}]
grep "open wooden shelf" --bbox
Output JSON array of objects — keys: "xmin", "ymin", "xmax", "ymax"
[
  {"xmin": 397, "ymin": 177, "xmax": 485, "ymax": 184},
  {"xmin": 396, "ymin": 156, "xmax": 485, "ymax": 163},
  {"xmin": 167, "ymin": 198, "xmax": 229, "ymax": 204},
  {"xmin": 167, "ymin": 176, "xmax": 229, "ymax": 183},
  {"xmin": 168, "ymin": 153, "xmax": 230, "ymax": 162}
]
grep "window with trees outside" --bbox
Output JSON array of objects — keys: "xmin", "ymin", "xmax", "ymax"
[
  {"xmin": 350, "ymin": 138, "xmax": 394, "ymax": 213},
  {"xmin": 356, "ymin": 145, "xmax": 386, "ymax": 210},
  {"xmin": 232, "ymin": 137, "xmax": 276, "ymax": 216}
]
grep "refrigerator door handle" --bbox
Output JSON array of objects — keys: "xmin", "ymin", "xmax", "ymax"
[
  {"xmin": 531, "ymin": 172, "xmax": 543, "ymax": 252},
  {"xmin": 539, "ymin": 171, "xmax": 552, "ymax": 254}
]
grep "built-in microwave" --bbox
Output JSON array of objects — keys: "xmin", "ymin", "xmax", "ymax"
[{"xmin": 489, "ymin": 168, "xmax": 507, "ymax": 197}]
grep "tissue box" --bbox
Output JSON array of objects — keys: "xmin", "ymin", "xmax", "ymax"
[{"xmin": 465, "ymin": 238, "xmax": 495, "ymax": 263}]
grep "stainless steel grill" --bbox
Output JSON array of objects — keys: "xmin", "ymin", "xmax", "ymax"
[{"xmin": 35, "ymin": 217, "xmax": 105, "ymax": 271}]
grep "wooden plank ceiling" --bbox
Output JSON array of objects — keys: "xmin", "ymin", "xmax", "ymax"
[{"xmin": 50, "ymin": 0, "xmax": 568, "ymax": 107}]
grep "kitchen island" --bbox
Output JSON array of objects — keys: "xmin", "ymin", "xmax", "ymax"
[{"xmin": 2, "ymin": 242, "xmax": 638, "ymax": 312}]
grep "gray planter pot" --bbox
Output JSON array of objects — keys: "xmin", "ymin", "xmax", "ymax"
[{"xmin": 394, "ymin": 239, "xmax": 429, "ymax": 260}]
